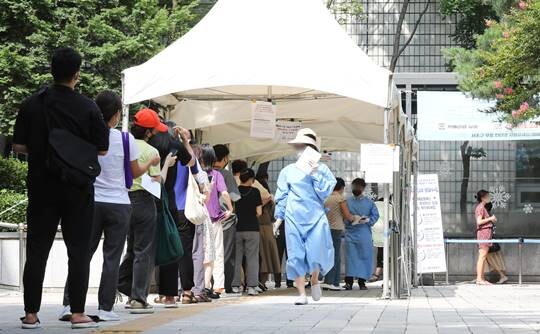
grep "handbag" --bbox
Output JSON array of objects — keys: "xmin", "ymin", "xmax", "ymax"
[
  {"xmin": 155, "ymin": 187, "xmax": 184, "ymax": 266},
  {"xmin": 40, "ymin": 88, "xmax": 101, "ymax": 187},
  {"xmin": 489, "ymin": 242, "xmax": 501, "ymax": 253},
  {"xmin": 184, "ymin": 167, "xmax": 209, "ymax": 225}
]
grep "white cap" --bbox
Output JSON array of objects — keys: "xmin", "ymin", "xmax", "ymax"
[{"xmin": 288, "ymin": 128, "xmax": 318, "ymax": 149}]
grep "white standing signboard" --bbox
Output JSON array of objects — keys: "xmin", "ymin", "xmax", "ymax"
[
  {"xmin": 360, "ymin": 144, "xmax": 398, "ymax": 183},
  {"xmin": 250, "ymin": 101, "xmax": 276, "ymax": 139},
  {"xmin": 416, "ymin": 174, "xmax": 447, "ymax": 273},
  {"xmin": 274, "ymin": 120, "xmax": 302, "ymax": 143}
]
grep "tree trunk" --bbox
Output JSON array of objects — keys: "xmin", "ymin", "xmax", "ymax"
[{"xmin": 460, "ymin": 141, "xmax": 471, "ymax": 225}]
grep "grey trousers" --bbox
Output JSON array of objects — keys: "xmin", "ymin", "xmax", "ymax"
[
  {"xmin": 192, "ymin": 224, "xmax": 205, "ymax": 295},
  {"xmin": 222, "ymin": 223, "xmax": 237, "ymax": 292},
  {"xmin": 63, "ymin": 202, "xmax": 132, "ymax": 311},
  {"xmin": 117, "ymin": 191, "xmax": 157, "ymax": 303},
  {"xmin": 232, "ymin": 231, "xmax": 260, "ymax": 287}
]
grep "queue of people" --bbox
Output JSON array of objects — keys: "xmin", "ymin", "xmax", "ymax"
[{"xmin": 13, "ymin": 47, "xmax": 389, "ymax": 330}]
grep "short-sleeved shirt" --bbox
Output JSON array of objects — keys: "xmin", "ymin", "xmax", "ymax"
[
  {"xmin": 325, "ymin": 191, "xmax": 346, "ymax": 230},
  {"xmin": 95, "ymin": 129, "xmax": 139, "ymax": 204},
  {"xmin": 174, "ymin": 162, "xmax": 200, "ymax": 211},
  {"xmin": 474, "ymin": 203, "xmax": 493, "ymax": 230},
  {"xmin": 131, "ymin": 139, "xmax": 161, "ymax": 192},
  {"xmin": 206, "ymin": 169, "xmax": 227, "ymax": 219},
  {"xmin": 218, "ymin": 168, "xmax": 240, "ymax": 202},
  {"xmin": 13, "ymin": 84, "xmax": 109, "ymax": 184},
  {"xmin": 234, "ymin": 175, "xmax": 270, "ymax": 201},
  {"xmin": 236, "ymin": 185, "xmax": 262, "ymax": 232}
]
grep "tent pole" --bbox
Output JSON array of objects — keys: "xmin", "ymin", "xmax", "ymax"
[{"xmin": 121, "ymin": 73, "xmax": 129, "ymax": 132}]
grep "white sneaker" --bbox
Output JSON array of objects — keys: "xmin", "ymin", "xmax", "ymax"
[
  {"xmin": 255, "ymin": 286, "xmax": 264, "ymax": 293},
  {"xmin": 232, "ymin": 287, "xmax": 240, "ymax": 293},
  {"xmin": 97, "ymin": 310, "xmax": 120, "ymax": 322},
  {"xmin": 328, "ymin": 284, "xmax": 345, "ymax": 291},
  {"xmin": 247, "ymin": 287, "xmax": 259, "ymax": 296},
  {"xmin": 311, "ymin": 284, "xmax": 322, "ymax": 301},
  {"xmin": 58, "ymin": 305, "xmax": 72, "ymax": 321},
  {"xmin": 129, "ymin": 300, "xmax": 154, "ymax": 314},
  {"xmin": 294, "ymin": 294, "xmax": 308, "ymax": 305},
  {"xmin": 320, "ymin": 283, "xmax": 332, "ymax": 290},
  {"xmin": 497, "ymin": 276, "xmax": 509, "ymax": 284}
]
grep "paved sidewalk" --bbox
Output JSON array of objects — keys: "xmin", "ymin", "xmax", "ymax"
[{"xmin": 1, "ymin": 283, "xmax": 540, "ymax": 333}]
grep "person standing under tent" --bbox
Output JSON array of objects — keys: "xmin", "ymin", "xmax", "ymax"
[
  {"xmin": 59, "ymin": 91, "xmax": 160, "ymax": 322},
  {"xmin": 274, "ymin": 128, "xmax": 336, "ymax": 305},
  {"xmin": 344, "ymin": 178, "xmax": 379, "ymax": 291},
  {"xmin": 200, "ymin": 145, "xmax": 234, "ymax": 298},
  {"xmin": 368, "ymin": 197, "xmax": 385, "ymax": 283},
  {"xmin": 321, "ymin": 177, "xmax": 357, "ymax": 291},
  {"xmin": 232, "ymin": 168, "xmax": 263, "ymax": 296},
  {"xmin": 148, "ymin": 122, "xmax": 196, "ymax": 307},
  {"xmin": 212, "ymin": 144, "xmax": 241, "ymax": 295},
  {"xmin": 13, "ymin": 48, "xmax": 109, "ymax": 329},
  {"xmin": 117, "ymin": 108, "xmax": 169, "ymax": 314}
]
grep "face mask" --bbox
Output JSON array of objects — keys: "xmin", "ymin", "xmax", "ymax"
[
  {"xmin": 352, "ymin": 190, "xmax": 363, "ymax": 197},
  {"xmin": 296, "ymin": 149, "xmax": 305, "ymax": 159}
]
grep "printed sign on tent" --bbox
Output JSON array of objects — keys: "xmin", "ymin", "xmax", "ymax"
[
  {"xmin": 416, "ymin": 174, "xmax": 447, "ymax": 274},
  {"xmin": 360, "ymin": 144, "xmax": 397, "ymax": 183},
  {"xmin": 250, "ymin": 101, "xmax": 276, "ymax": 139},
  {"xmin": 274, "ymin": 120, "xmax": 302, "ymax": 143}
]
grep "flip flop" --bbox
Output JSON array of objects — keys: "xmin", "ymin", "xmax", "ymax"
[
  {"xmin": 20, "ymin": 316, "xmax": 41, "ymax": 329},
  {"xmin": 71, "ymin": 320, "xmax": 99, "ymax": 329}
]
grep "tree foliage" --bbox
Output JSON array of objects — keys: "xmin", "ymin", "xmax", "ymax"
[
  {"xmin": 443, "ymin": 0, "xmax": 540, "ymax": 125},
  {"xmin": 0, "ymin": 0, "xmax": 208, "ymax": 135}
]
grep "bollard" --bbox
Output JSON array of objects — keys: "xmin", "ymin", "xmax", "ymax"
[
  {"xmin": 518, "ymin": 239, "xmax": 523, "ymax": 285},
  {"xmin": 445, "ymin": 242, "xmax": 449, "ymax": 285},
  {"xmin": 18, "ymin": 223, "xmax": 25, "ymax": 292}
]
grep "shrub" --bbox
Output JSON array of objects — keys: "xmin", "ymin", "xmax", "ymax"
[
  {"xmin": 0, "ymin": 157, "xmax": 28, "ymax": 193},
  {"xmin": 0, "ymin": 189, "xmax": 27, "ymax": 230}
]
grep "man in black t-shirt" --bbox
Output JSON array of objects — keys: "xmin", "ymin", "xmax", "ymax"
[{"xmin": 13, "ymin": 48, "xmax": 109, "ymax": 329}]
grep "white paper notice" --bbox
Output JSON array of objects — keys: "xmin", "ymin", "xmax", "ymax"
[
  {"xmin": 141, "ymin": 173, "xmax": 161, "ymax": 199},
  {"xmin": 393, "ymin": 145, "xmax": 400, "ymax": 172},
  {"xmin": 295, "ymin": 146, "xmax": 322, "ymax": 175},
  {"xmin": 250, "ymin": 101, "xmax": 276, "ymax": 139},
  {"xmin": 274, "ymin": 120, "xmax": 302, "ymax": 143},
  {"xmin": 416, "ymin": 174, "xmax": 447, "ymax": 273},
  {"xmin": 360, "ymin": 144, "xmax": 394, "ymax": 183}
]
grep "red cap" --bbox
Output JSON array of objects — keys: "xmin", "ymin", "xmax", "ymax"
[{"xmin": 133, "ymin": 108, "xmax": 168, "ymax": 133}]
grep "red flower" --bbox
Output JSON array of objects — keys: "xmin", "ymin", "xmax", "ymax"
[
  {"xmin": 519, "ymin": 102, "xmax": 529, "ymax": 112},
  {"xmin": 494, "ymin": 81, "xmax": 503, "ymax": 89},
  {"xmin": 496, "ymin": 94, "xmax": 504, "ymax": 99},
  {"xmin": 512, "ymin": 110, "xmax": 519, "ymax": 118},
  {"xmin": 504, "ymin": 87, "xmax": 514, "ymax": 95},
  {"xmin": 519, "ymin": 1, "xmax": 528, "ymax": 10}
]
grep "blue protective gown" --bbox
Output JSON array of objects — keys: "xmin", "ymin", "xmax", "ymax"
[
  {"xmin": 344, "ymin": 195, "xmax": 380, "ymax": 280},
  {"xmin": 274, "ymin": 163, "xmax": 337, "ymax": 279}
]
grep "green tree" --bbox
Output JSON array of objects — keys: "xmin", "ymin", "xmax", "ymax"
[
  {"xmin": 0, "ymin": 0, "xmax": 208, "ymax": 136},
  {"xmin": 443, "ymin": 0, "xmax": 540, "ymax": 124}
]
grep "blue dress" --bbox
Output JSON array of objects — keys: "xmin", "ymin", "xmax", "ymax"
[
  {"xmin": 274, "ymin": 163, "xmax": 337, "ymax": 279},
  {"xmin": 345, "ymin": 196, "xmax": 380, "ymax": 280}
]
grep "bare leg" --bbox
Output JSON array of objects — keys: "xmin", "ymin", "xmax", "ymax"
[
  {"xmin": 295, "ymin": 277, "xmax": 306, "ymax": 296},
  {"xmin": 310, "ymin": 270, "xmax": 320, "ymax": 286},
  {"xmin": 476, "ymin": 248, "xmax": 490, "ymax": 283}
]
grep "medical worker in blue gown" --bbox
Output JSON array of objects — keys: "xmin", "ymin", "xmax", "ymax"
[
  {"xmin": 344, "ymin": 178, "xmax": 380, "ymax": 290},
  {"xmin": 274, "ymin": 128, "xmax": 337, "ymax": 305}
]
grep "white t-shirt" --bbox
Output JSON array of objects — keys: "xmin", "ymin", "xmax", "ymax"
[{"xmin": 94, "ymin": 129, "xmax": 140, "ymax": 204}]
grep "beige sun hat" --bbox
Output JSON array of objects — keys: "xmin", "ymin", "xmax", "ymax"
[{"xmin": 288, "ymin": 128, "xmax": 319, "ymax": 149}]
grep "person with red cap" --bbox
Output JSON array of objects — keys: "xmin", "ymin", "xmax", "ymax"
[{"xmin": 117, "ymin": 107, "xmax": 170, "ymax": 314}]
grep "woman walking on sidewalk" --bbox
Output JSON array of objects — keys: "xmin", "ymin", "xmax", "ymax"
[{"xmin": 474, "ymin": 189, "xmax": 497, "ymax": 285}]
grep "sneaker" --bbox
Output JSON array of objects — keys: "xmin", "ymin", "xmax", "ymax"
[
  {"xmin": 255, "ymin": 286, "xmax": 264, "ymax": 293},
  {"xmin": 344, "ymin": 283, "xmax": 353, "ymax": 290},
  {"xmin": 294, "ymin": 294, "xmax": 308, "ymax": 305},
  {"xmin": 129, "ymin": 300, "xmax": 154, "ymax": 314},
  {"xmin": 58, "ymin": 305, "xmax": 72, "ymax": 321},
  {"xmin": 231, "ymin": 287, "xmax": 240, "ymax": 293},
  {"xmin": 311, "ymin": 284, "xmax": 322, "ymax": 301},
  {"xmin": 97, "ymin": 310, "xmax": 120, "ymax": 322},
  {"xmin": 124, "ymin": 299, "xmax": 132, "ymax": 309},
  {"xmin": 247, "ymin": 287, "xmax": 259, "ymax": 296},
  {"xmin": 497, "ymin": 276, "xmax": 509, "ymax": 284},
  {"xmin": 328, "ymin": 284, "xmax": 345, "ymax": 291},
  {"xmin": 320, "ymin": 283, "xmax": 332, "ymax": 290}
]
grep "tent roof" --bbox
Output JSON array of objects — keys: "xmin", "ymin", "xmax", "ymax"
[{"xmin": 122, "ymin": 0, "xmax": 391, "ymax": 109}]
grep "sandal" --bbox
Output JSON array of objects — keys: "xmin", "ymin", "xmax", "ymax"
[
  {"xmin": 181, "ymin": 292, "xmax": 197, "ymax": 304},
  {"xmin": 20, "ymin": 316, "xmax": 41, "ymax": 329},
  {"xmin": 153, "ymin": 295, "xmax": 166, "ymax": 304},
  {"xmin": 367, "ymin": 274, "xmax": 380, "ymax": 283},
  {"xmin": 194, "ymin": 294, "xmax": 211, "ymax": 303},
  {"xmin": 475, "ymin": 280, "xmax": 492, "ymax": 285}
]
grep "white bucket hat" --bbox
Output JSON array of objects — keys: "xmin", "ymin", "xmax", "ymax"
[{"xmin": 288, "ymin": 128, "xmax": 318, "ymax": 149}]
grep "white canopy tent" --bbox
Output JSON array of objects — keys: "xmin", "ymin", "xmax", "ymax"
[
  {"xmin": 122, "ymin": 0, "xmax": 418, "ymax": 299},
  {"xmin": 121, "ymin": 0, "xmax": 412, "ymax": 161}
]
